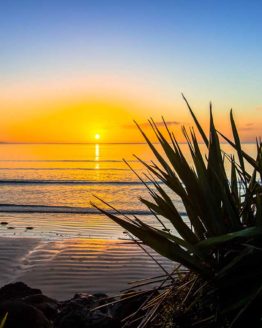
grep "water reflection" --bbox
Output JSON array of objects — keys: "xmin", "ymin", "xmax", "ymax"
[
  {"xmin": 95, "ymin": 144, "xmax": 100, "ymax": 161},
  {"xmin": 95, "ymin": 144, "xmax": 100, "ymax": 169}
]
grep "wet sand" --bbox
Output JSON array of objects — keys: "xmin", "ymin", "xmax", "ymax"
[
  {"xmin": 0, "ymin": 237, "xmax": 41, "ymax": 286},
  {"xmin": 0, "ymin": 237, "xmax": 173, "ymax": 300}
]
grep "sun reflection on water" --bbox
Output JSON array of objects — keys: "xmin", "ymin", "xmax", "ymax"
[
  {"xmin": 95, "ymin": 144, "xmax": 100, "ymax": 170},
  {"xmin": 95, "ymin": 144, "xmax": 100, "ymax": 161}
]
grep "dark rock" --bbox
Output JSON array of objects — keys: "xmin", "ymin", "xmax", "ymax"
[
  {"xmin": 93, "ymin": 292, "xmax": 108, "ymax": 299},
  {"xmin": 67, "ymin": 293, "xmax": 97, "ymax": 309},
  {"xmin": 55, "ymin": 293, "xmax": 120, "ymax": 328},
  {"xmin": 0, "ymin": 282, "xmax": 148, "ymax": 328},
  {"xmin": 55, "ymin": 294, "xmax": 95, "ymax": 328},
  {"xmin": 112, "ymin": 290, "xmax": 151, "ymax": 323},
  {"xmin": 0, "ymin": 282, "xmax": 42, "ymax": 303},
  {"xmin": 92, "ymin": 293, "xmax": 112, "ymax": 314},
  {"xmin": 73, "ymin": 293, "xmax": 96, "ymax": 302},
  {"xmin": 85, "ymin": 314, "xmax": 121, "ymax": 328},
  {"xmin": 23, "ymin": 294, "xmax": 58, "ymax": 320},
  {"xmin": 0, "ymin": 301, "xmax": 51, "ymax": 328},
  {"xmin": 55, "ymin": 310, "xmax": 87, "ymax": 328},
  {"xmin": 0, "ymin": 222, "xmax": 8, "ymax": 225},
  {"xmin": 56, "ymin": 310, "xmax": 120, "ymax": 328}
]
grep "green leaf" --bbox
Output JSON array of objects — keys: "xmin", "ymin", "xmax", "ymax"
[
  {"xmin": 182, "ymin": 94, "xmax": 209, "ymax": 146},
  {"xmin": 219, "ymin": 131, "xmax": 259, "ymax": 170},
  {"xmin": 230, "ymin": 110, "xmax": 246, "ymax": 184},
  {"xmin": 0, "ymin": 313, "xmax": 8, "ymax": 328},
  {"xmin": 93, "ymin": 203, "xmax": 210, "ymax": 276},
  {"xmin": 196, "ymin": 226, "xmax": 262, "ymax": 250}
]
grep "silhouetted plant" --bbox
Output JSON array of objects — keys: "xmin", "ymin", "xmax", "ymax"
[
  {"xmin": 93, "ymin": 96, "xmax": 262, "ymax": 327},
  {"xmin": 0, "ymin": 313, "xmax": 7, "ymax": 328}
]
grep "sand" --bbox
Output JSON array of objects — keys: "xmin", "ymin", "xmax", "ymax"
[
  {"xmin": 0, "ymin": 237, "xmax": 41, "ymax": 286},
  {"xmin": 0, "ymin": 237, "xmax": 173, "ymax": 300}
]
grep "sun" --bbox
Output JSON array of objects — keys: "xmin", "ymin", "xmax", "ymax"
[{"xmin": 95, "ymin": 133, "xmax": 100, "ymax": 140}]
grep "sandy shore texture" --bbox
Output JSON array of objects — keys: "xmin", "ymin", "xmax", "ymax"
[
  {"xmin": 0, "ymin": 237, "xmax": 41, "ymax": 286},
  {"xmin": 0, "ymin": 237, "xmax": 173, "ymax": 300}
]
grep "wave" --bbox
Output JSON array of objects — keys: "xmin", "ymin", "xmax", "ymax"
[
  {"xmin": 0, "ymin": 203, "xmax": 187, "ymax": 216},
  {"xmin": 0, "ymin": 179, "xmax": 153, "ymax": 185},
  {"xmin": 0, "ymin": 204, "xmax": 145, "ymax": 215}
]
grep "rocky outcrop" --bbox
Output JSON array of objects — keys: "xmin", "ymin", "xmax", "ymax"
[{"xmin": 0, "ymin": 282, "xmax": 148, "ymax": 328}]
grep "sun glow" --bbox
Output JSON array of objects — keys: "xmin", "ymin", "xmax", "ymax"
[{"xmin": 95, "ymin": 133, "xmax": 100, "ymax": 140}]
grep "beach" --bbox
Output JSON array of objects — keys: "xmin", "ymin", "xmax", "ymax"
[
  {"xmin": 0, "ymin": 236, "xmax": 173, "ymax": 300},
  {"xmin": 0, "ymin": 143, "xmax": 257, "ymax": 300}
]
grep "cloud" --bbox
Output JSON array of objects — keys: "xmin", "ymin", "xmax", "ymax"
[
  {"xmin": 239, "ymin": 123, "xmax": 255, "ymax": 131},
  {"xmin": 123, "ymin": 120, "xmax": 181, "ymax": 129},
  {"xmin": 239, "ymin": 127, "xmax": 254, "ymax": 131}
]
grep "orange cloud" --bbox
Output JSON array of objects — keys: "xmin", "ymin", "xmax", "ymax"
[{"xmin": 123, "ymin": 120, "xmax": 181, "ymax": 129}]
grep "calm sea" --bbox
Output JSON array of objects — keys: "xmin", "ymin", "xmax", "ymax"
[{"xmin": 0, "ymin": 143, "xmax": 257, "ymax": 298}]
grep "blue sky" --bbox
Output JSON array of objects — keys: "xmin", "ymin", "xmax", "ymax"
[
  {"xmin": 0, "ymin": 0, "xmax": 261, "ymax": 142},
  {"xmin": 2, "ymin": 1, "xmax": 261, "ymax": 81}
]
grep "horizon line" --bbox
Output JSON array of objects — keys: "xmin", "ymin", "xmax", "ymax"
[
  {"xmin": 0, "ymin": 142, "xmax": 148, "ymax": 145},
  {"xmin": 0, "ymin": 141, "xmax": 257, "ymax": 145}
]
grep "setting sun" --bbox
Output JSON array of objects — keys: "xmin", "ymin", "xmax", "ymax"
[
  {"xmin": 1, "ymin": 2, "xmax": 262, "ymax": 325},
  {"xmin": 95, "ymin": 133, "xmax": 100, "ymax": 140}
]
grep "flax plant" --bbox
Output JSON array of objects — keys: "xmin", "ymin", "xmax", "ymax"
[
  {"xmin": 0, "ymin": 313, "xmax": 7, "ymax": 328},
  {"xmin": 93, "ymin": 96, "xmax": 262, "ymax": 327}
]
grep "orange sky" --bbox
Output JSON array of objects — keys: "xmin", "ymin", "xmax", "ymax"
[
  {"xmin": 1, "ymin": 2, "xmax": 262, "ymax": 143},
  {"xmin": 0, "ymin": 74, "xmax": 261, "ymax": 144}
]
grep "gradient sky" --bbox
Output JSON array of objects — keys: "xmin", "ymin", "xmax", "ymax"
[{"xmin": 1, "ymin": 0, "xmax": 261, "ymax": 143}]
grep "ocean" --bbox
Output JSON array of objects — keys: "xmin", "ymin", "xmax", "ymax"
[{"xmin": 0, "ymin": 142, "xmax": 257, "ymax": 299}]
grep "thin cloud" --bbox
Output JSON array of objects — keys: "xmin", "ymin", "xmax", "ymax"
[
  {"xmin": 239, "ymin": 123, "xmax": 255, "ymax": 131},
  {"xmin": 239, "ymin": 127, "xmax": 254, "ymax": 132},
  {"xmin": 123, "ymin": 120, "xmax": 181, "ymax": 129}
]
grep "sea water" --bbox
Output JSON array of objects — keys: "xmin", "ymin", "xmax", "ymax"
[{"xmin": 0, "ymin": 143, "xmax": 257, "ymax": 298}]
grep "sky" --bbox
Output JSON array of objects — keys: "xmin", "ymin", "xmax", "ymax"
[{"xmin": 0, "ymin": 0, "xmax": 261, "ymax": 143}]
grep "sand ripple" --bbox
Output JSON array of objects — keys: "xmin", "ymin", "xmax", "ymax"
[{"xmin": 2, "ymin": 238, "xmax": 173, "ymax": 300}]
